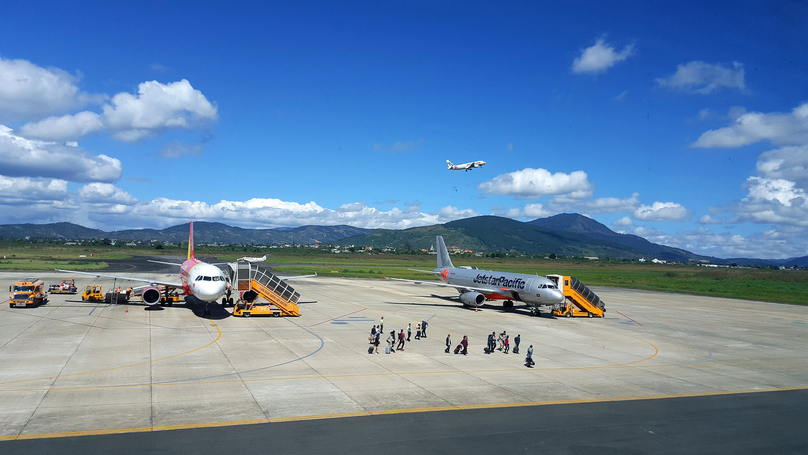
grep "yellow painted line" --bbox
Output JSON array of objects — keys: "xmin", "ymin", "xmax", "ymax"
[
  {"xmin": 2, "ymin": 385, "xmax": 807, "ymax": 441},
  {"xmin": 0, "ymin": 325, "xmax": 222, "ymax": 386}
]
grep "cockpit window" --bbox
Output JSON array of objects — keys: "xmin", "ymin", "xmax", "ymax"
[
  {"xmin": 203, "ymin": 276, "xmax": 212, "ymax": 281},
  {"xmin": 196, "ymin": 276, "xmax": 203, "ymax": 281}
]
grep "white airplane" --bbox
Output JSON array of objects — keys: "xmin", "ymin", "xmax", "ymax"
[
  {"xmin": 384, "ymin": 236, "xmax": 564, "ymax": 311},
  {"xmin": 57, "ymin": 222, "xmax": 228, "ymax": 311},
  {"xmin": 447, "ymin": 159, "xmax": 486, "ymax": 171},
  {"xmin": 238, "ymin": 254, "xmax": 267, "ymax": 262}
]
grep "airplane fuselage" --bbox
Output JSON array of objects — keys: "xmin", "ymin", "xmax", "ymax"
[
  {"xmin": 436, "ymin": 267, "xmax": 564, "ymax": 306},
  {"xmin": 180, "ymin": 257, "xmax": 228, "ymax": 303}
]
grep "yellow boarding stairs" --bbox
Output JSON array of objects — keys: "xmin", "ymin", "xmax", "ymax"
[
  {"xmin": 547, "ymin": 275, "xmax": 605, "ymax": 318},
  {"xmin": 230, "ymin": 262, "xmax": 300, "ymax": 317}
]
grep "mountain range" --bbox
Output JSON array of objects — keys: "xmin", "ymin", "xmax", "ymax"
[{"xmin": 1, "ymin": 215, "xmax": 805, "ymax": 267}]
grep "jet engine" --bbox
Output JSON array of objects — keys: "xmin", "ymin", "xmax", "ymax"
[
  {"xmin": 141, "ymin": 286, "xmax": 162, "ymax": 305},
  {"xmin": 459, "ymin": 291, "xmax": 485, "ymax": 307}
]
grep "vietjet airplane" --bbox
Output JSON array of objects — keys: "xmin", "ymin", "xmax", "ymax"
[
  {"xmin": 384, "ymin": 236, "xmax": 564, "ymax": 311},
  {"xmin": 237, "ymin": 254, "xmax": 267, "ymax": 262},
  {"xmin": 447, "ymin": 159, "xmax": 486, "ymax": 171},
  {"xmin": 57, "ymin": 222, "xmax": 228, "ymax": 308}
]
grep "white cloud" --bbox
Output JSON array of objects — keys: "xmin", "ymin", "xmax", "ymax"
[
  {"xmin": 728, "ymin": 177, "xmax": 808, "ymax": 227},
  {"xmin": 698, "ymin": 215, "xmax": 723, "ymax": 225},
  {"xmin": 0, "ymin": 125, "xmax": 121, "ymax": 183},
  {"xmin": 633, "ymin": 202, "xmax": 692, "ymax": 221},
  {"xmin": 78, "ymin": 183, "xmax": 138, "ymax": 205},
  {"xmin": 756, "ymin": 145, "xmax": 808, "ymax": 185},
  {"xmin": 478, "ymin": 168, "xmax": 593, "ymax": 199},
  {"xmin": 571, "ymin": 38, "xmax": 634, "ymax": 74},
  {"xmin": 373, "ymin": 140, "xmax": 421, "ymax": 152},
  {"xmin": 0, "ymin": 176, "xmax": 68, "ymax": 204},
  {"xmin": 692, "ymin": 103, "xmax": 808, "ymax": 148},
  {"xmin": 656, "ymin": 61, "xmax": 745, "ymax": 94},
  {"xmin": 493, "ymin": 203, "xmax": 552, "ymax": 219},
  {"xmin": 612, "ymin": 216, "xmax": 634, "ymax": 227},
  {"xmin": 17, "ymin": 79, "xmax": 218, "ymax": 143},
  {"xmin": 0, "ymin": 57, "xmax": 105, "ymax": 122},
  {"xmin": 16, "ymin": 111, "xmax": 103, "ymax": 141},
  {"xmin": 639, "ymin": 225, "xmax": 808, "ymax": 260},
  {"xmin": 548, "ymin": 193, "xmax": 640, "ymax": 214}
]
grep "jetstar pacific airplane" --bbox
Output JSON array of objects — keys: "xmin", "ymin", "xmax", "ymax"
[
  {"xmin": 384, "ymin": 236, "xmax": 564, "ymax": 311},
  {"xmin": 57, "ymin": 221, "xmax": 228, "ymax": 307},
  {"xmin": 447, "ymin": 159, "xmax": 486, "ymax": 171}
]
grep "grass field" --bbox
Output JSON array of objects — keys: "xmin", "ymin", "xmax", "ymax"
[{"xmin": 1, "ymin": 243, "xmax": 805, "ymax": 305}]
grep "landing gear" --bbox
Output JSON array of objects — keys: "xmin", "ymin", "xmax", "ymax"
[{"xmin": 503, "ymin": 300, "xmax": 514, "ymax": 309}]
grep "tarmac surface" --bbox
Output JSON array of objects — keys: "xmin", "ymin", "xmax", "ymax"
[{"xmin": 1, "ymin": 268, "xmax": 808, "ymax": 452}]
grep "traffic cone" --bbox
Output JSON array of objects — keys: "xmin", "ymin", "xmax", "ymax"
[
  {"xmin": 125, "ymin": 307, "xmax": 128, "ymax": 313},
  {"xmin": 475, "ymin": 306, "xmax": 478, "ymax": 313}
]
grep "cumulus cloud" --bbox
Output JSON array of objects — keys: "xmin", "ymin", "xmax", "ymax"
[
  {"xmin": 478, "ymin": 168, "xmax": 593, "ymax": 199},
  {"xmin": 493, "ymin": 203, "xmax": 552, "ymax": 219},
  {"xmin": 633, "ymin": 202, "xmax": 692, "ymax": 221},
  {"xmin": 756, "ymin": 145, "xmax": 808, "ymax": 185},
  {"xmin": 638, "ymin": 225, "xmax": 808, "ymax": 260},
  {"xmin": 0, "ymin": 176, "xmax": 68, "ymax": 204},
  {"xmin": 78, "ymin": 183, "xmax": 138, "ymax": 205},
  {"xmin": 571, "ymin": 38, "xmax": 634, "ymax": 74},
  {"xmin": 0, "ymin": 57, "xmax": 105, "ymax": 122},
  {"xmin": 698, "ymin": 215, "xmax": 723, "ymax": 225},
  {"xmin": 692, "ymin": 103, "xmax": 808, "ymax": 148},
  {"xmin": 548, "ymin": 193, "xmax": 640, "ymax": 214},
  {"xmin": 17, "ymin": 79, "xmax": 218, "ymax": 143},
  {"xmin": 612, "ymin": 216, "xmax": 634, "ymax": 227},
  {"xmin": 727, "ymin": 177, "xmax": 808, "ymax": 227},
  {"xmin": 0, "ymin": 125, "xmax": 121, "ymax": 183},
  {"xmin": 656, "ymin": 61, "xmax": 745, "ymax": 94}
]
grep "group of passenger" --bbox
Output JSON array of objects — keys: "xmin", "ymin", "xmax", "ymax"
[
  {"xmin": 368, "ymin": 317, "xmax": 534, "ymax": 367},
  {"xmin": 486, "ymin": 331, "xmax": 519, "ymax": 355},
  {"xmin": 368, "ymin": 317, "xmax": 430, "ymax": 355}
]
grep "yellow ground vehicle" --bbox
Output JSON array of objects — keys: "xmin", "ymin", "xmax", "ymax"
[
  {"xmin": 9, "ymin": 278, "xmax": 47, "ymax": 308},
  {"xmin": 81, "ymin": 285, "xmax": 105, "ymax": 302},
  {"xmin": 49, "ymin": 278, "xmax": 78, "ymax": 294},
  {"xmin": 547, "ymin": 275, "xmax": 605, "ymax": 318}
]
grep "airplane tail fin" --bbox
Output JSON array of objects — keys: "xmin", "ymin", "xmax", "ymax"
[
  {"xmin": 187, "ymin": 221, "xmax": 195, "ymax": 260},
  {"xmin": 446, "ymin": 160, "xmax": 453, "ymax": 169},
  {"xmin": 436, "ymin": 236, "xmax": 454, "ymax": 269}
]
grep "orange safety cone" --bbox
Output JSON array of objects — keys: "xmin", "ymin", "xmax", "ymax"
[
  {"xmin": 125, "ymin": 307, "xmax": 128, "ymax": 313},
  {"xmin": 475, "ymin": 306, "xmax": 478, "ymax": 313}
]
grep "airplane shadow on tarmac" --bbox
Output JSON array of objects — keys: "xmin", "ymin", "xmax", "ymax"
[
  {"xmin": 119, "ymin": 296, "xmax": 233, "ymax": 320},
  {"xmin": 385, "ymin": 294, "xmax": 556, "ymax": 318}
]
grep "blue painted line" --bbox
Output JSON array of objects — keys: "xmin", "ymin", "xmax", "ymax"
[
  {"xmin": 88, "ymin": 305, "xmax": 100, "ymax": 316},
  {"xmin": 330, "ymin": 322, "xmax": 348, "ymax": 325},
  {"xmin": 426, "ymin": 313, "xmax": 437, "ymax": 322}
]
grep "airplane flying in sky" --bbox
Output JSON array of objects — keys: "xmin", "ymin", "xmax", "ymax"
[
  {"xmin": 446, "ymin": 159, "xmax": 486, "ymax": 171},
  {"xmin": 384, "ymin": 236, "xmax": 564, "ymax": 311},
  {"xmin": 58, "ymin": 222, "xmax": 229, "ymax": 309},
  {"xmin": 238, "ymin": 254, "xmax": 267, "ymax": 262}
]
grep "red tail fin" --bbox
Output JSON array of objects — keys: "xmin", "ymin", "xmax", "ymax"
[{"xmin": 187, "ymin": 221, "xmax": 195, "ymax": 260}]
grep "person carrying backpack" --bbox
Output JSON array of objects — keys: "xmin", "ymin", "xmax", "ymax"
[{"xmin": 525, "ymin": 345, "xmax": 534, "ymax": 367}]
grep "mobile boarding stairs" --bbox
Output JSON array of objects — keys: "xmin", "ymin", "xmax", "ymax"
[
  {"xmin": 226, "ymin": 261, "xmax": 301, "ymax": 317},
  {"xmin": 546, "ymin": 274, "xmax": 606, "ymax": 318}
]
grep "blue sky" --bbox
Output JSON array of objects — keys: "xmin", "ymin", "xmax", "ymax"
[{"xmin": 0, "ymin": 1, "xmax": 806, "ymax": 259}]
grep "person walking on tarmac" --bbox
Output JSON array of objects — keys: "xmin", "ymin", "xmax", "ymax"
[
  {"xmin": 445, "ymin": 334, "xmax": 451, "ymax": 353},
  {"xmin": 374, "ymin": 330, "xmax": 381, "ymax": 354},
  {"xmin": 379, "ymin": 316, "xmax": 384, "ymax": 333},
  {"xmin": 525, "ymin": 345, "xmax": 535, "ymax": 367},
  {"xmin": 421, "ymin": 319, "xmax": 428, "ymax": 338},
  {"xmin": 514, "ymin": 334, "xmax": 521, "ymax": 354},
  {"xmin": 504, "ymin": 335, "xmax": 510, "ymax": 354},
  {"xmin": 397, "ymin": 329, "xmax": 406, "ymax": 351},
  {"xmin": 461, "ymin": 336, "xmax": 469, "ymax": 355},
  {"xmin": 407, "ymin": 323, "xmax": 412, "ymax": 341}
]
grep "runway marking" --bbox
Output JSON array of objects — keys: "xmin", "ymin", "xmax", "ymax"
[
  {"xmin": 0, "ymin": 325, "xmax": 222, "ymax": 386},
  {"xmin": 2, "ymin": 385, "xmax": 807, "ymax": 441},
  {"xmin": 309, "ymin": 308, "xmax": 366, "ymax": 327},
  {"xmin": 615, "ymin": 310, "xmax": 642, "ymax": 326}
]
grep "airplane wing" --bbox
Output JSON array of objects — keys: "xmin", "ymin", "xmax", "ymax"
[
  {"xmin": 279, "ymin": 272, "xmax": 318, "ymax": 280},
  {"xmin": 382, "ymin": 276, "xmax": 494, "ymax": 294},
  {"xmin": 54, "ymin": 269, "xmax": 184, "ymax": 288},
  {"xmin": 148, "ymin": 260, "xmax": 183, "ymax": 266}
]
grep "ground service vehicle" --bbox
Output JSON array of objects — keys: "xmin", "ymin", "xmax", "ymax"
[
  {"xmin": 9, "ymin": 278, "xmax": 47, "ymax": 308},
  {"xmin": 49, "ymin": 278, "xmax": 78, "ymax": 294},
  {"xmin": 81, "ymin": 285, "xmax": 105, "ymax": 302}
]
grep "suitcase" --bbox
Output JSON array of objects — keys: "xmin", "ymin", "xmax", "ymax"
[
  {"xmin": 454, "ymin": 345, "xmax": 461, "ymax": 354},
  {"xmin": 368, "ymin": 346, "xmax": 374, "ymax": 354},
  {"xmin": 385, "ymin": 346, "xmax": 391, "ymax": 354}
]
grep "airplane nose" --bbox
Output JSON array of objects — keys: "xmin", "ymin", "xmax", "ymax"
[{"xmin": 551, "ymin": 289, "xmax": 564, "ymax": 303}]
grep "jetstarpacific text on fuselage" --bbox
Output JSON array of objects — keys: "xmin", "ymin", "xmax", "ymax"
[{"xmin": 472, "ymin": 274, "xmax": 527, "ymax": 290}]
